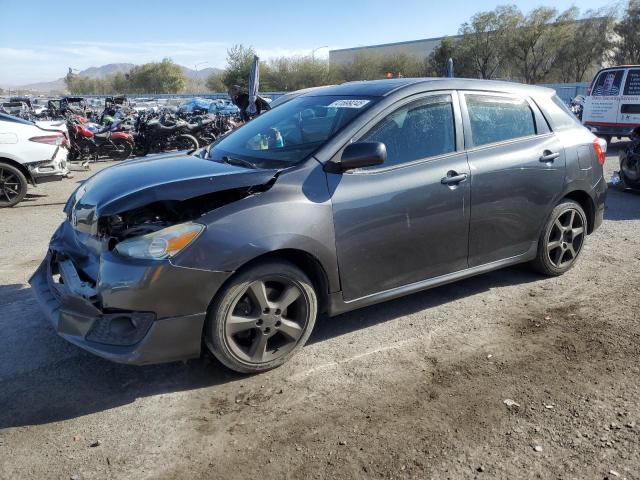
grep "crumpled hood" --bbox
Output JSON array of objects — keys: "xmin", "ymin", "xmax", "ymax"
[{"xmin": 66, "ymin": 152, "xmax": 279, "ymax": 233}]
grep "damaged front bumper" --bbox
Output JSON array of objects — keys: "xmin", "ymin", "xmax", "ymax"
[{"xmin": 29, "ymin": 222, "xmax": 231, "ymax": 365}]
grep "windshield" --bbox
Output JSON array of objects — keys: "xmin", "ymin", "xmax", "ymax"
[{"xmin": 208, "ymin": 95, "xmax": 376, "ymax": 168}]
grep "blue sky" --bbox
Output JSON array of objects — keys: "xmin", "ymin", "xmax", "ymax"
[{"xmin": 0, "ymin": 0, "xmax": 618, "ymax": 85}]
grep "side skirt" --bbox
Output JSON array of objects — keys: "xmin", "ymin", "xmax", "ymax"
[{"xmin": 327, "ymin": 242, "xmax": 537, "ymax": 316}]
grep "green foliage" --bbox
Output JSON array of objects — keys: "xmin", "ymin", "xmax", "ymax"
[
  {"xmin": 64, "ymin": 59, "xmax": 186, "ymax": 94},
  {"xmin": 127, "ymin": 58, "xmax": 185, "ymax": 93},
  {"xmin": 205, "ymin": 72, "xmax": 226, "ymax": 92},
  {"xmin": 222, "ymin": 44, "xmax": 257, "ymax": 88},
  {"xmin": 614, "ymin": 0, "xmax": 640, "ymax": 64}
]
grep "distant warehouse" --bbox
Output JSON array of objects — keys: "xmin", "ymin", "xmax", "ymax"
[{"xmin": 329, "ymin": 36, "xmax": 459, "ymax": 66}]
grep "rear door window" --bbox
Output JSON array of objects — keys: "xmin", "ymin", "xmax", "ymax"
[
  {"xmin": 592, "ymin": 70, "xmax": 624, "ymax": 96},
  {"xmin": 465, "ymin": 95, "xmax": 536, "ymax": 147}
]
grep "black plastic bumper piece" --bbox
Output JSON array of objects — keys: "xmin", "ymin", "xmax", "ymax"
[{"xmin": 29, "ymin": 251, "xmax": 229, "ymax": 365}]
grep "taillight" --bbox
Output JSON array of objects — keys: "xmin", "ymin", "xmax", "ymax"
[
  {"xmin": 593, "ymin": 137, "xmax": 607, "ymax": 166},
  {"xmin": 29, "ymin": 134, "xmax": 64, "ymax": 146}
]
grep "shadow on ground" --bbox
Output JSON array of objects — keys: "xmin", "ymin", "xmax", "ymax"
[{"xmin": 0, "ymin": 264, "xmax": 540, "ymax": 429}]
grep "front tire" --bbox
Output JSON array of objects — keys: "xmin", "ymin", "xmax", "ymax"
[
  {"xmin": 205, "ymin": 260, "xmax": 318, "ymax": 373},
  {"xmin": 0, "ymin": 163, "xmax": 28, "ymax": 208},
  {"xmin": 531, "ymin": 200, "xmax": 587, "ymax": 276}
]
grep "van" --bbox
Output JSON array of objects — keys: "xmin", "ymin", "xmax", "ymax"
[{"xmin": 582, "ymin": 65, "xmax": 640, "ymax": 143}]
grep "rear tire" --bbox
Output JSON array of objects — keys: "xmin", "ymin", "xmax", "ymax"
[
  {"xmin": 205, "ymin": 260, "xmax": 318, "ymax": 374},
  {"xmin": 620, "ymin": 150, "xmax": 640, "ymax": 189},
  {"xmin": 110, "ymin": 138, "xmax": 133, "ymax": 161},
  {"xmin": 0, "ymin": 162, "xmax": 28, "ymax": 208},
  {"xmin": 174, "ymin": 134, "xmax": 198, "ymax": 152},
  {"xmin": 531, "ymin": 200, "xmax": 587, "ymax": 276}
]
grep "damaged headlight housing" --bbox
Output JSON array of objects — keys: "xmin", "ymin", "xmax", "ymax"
[{"xmin": 114, "ymin": 222, "xmax": 205, "ymax": 260}]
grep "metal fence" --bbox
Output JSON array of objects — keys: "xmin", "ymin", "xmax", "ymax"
[
  {"xmin": 540, "ymin": 82, "xmax": 590, "ymax": 103},
  {"xmin": 81, "ymin": 83, "xmax": 590, "ymax": 104},
  {"xmin": 82, "ymin": 92, "xmax": 288, "ymax": 101}
]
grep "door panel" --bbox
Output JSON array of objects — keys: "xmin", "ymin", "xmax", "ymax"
[
  {"xmin": 466, "ymin": 135, "xmax": 566, "ymax": 266},
  {"xmin": 327, "ymin": 154, "xmax": 470, "ymax": 300}
]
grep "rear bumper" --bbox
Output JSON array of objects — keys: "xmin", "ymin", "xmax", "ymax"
[
  {"xmin": 27, "ymin": 147, "xmax": 70, "ymax": 184},
  {"xmin": 29, "ymin": 225, "xmax": 231, "ymax": 365},
  {"xmin": 584, "ymin": 123, "xmax": 638, "ymax": 137}
]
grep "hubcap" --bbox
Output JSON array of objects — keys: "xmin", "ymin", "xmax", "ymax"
[
  {"xmin": 0, "ymin": 168, "xmax": 22, "ymax": 203},
  {"xmin": 546, "ymin": 208, "xmax": 585, "ymax": 268},
  {"xmin": 224, "ymin": 276, "xmax": 309, "ymax": 364}
]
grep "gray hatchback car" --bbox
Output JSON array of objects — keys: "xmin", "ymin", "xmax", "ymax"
[{"xmin": 31, "ymin": 79, "xmax": 607, "ymax": 373}]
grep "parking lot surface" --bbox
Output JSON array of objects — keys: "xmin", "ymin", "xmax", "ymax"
[{"xmin": 1, "ymin": 146, "xmax": 639, "ymax": 479}]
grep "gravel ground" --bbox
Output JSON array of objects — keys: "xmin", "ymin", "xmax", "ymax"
[{"xmin": 0, "ymin": 145, "xmax": 639, "ymax": 480}]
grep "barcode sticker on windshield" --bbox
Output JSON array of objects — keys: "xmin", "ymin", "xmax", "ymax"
[{"xmin": 327, "ymin": 99, "xmax": 370, "ymax": 109}]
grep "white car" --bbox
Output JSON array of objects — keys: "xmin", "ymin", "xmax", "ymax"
[{"xmin": 0, "ymin": 112, "xmax": 70, "ymax": 207}]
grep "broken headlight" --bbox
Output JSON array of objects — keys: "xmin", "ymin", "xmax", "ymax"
[{"xmin": 114, "ymin": 222, "xmax": 204, "ymax": 260}]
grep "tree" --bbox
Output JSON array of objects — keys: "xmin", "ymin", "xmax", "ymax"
[
  {"xmin": 508, "ymin": 7, "xmax": 577, "ymax": 84},
  {"xmin": 205, "ymin": 72, "xmax": 226, "ymax": 92},
  {"xmin": 457, "ymin": 5, "xmax": 520, "ymax": 79},
  {"xmin": 262, "ymin": 56, "xmax": 331, "ymax": 90},
  {"xmin": 614, "ymin": 0, "xmax": 640, "ymax": 64},
  {"xmin": 427, "ymin": 37, "xmax": 474, "ymax": 77},
  {"xmin": 222, "ymin": 45, "xmax": 257, "ymax": 88},
  {"xmin": 127, "ymin": 58, "xmax": 185, "ymax": 93},
  {"xmin": 552, "ymin": 10, "xmax": 615, "ymax": 83}
]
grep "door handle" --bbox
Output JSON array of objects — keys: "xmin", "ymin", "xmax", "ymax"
[
  {"xmin": 441, "ymin": 171, "xmax": 468, "ymax": 185},
  {"xmin": 539, "ymin": 151, "xmax": 560, "ymax": 163}
]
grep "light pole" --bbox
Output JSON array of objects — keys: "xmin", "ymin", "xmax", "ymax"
[
  {"xmin": 194, "ymin": 61, "xmax": 209, "ymax": 93},
  {"xmin": 311, "ymin": 46, "xmax": 328, "ymax": 62}
]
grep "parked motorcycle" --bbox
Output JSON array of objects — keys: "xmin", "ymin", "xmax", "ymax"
[
  {"xmin": 133, "ymin": 112, "xmax": 199, "ymax": 156},
  {"xmin": 618, "ymin": 126, "xmax": 640, "ymax": 190},
  {"xmin": 570, "ymin": 95, "xmax": 584, "ymax": 121},
  {"xmin": 67, "ymin": 117, "xmax": 133, "ymax": 162}
]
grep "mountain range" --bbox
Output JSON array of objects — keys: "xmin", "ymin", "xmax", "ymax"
[{"xmin": 3, "ymin": 63, "xmax": 224, "ymax": 93}]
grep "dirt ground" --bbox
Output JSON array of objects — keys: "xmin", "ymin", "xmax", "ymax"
[{"xmin": 0, "ymin": 144, "xmax": 638, "ymax": 480}]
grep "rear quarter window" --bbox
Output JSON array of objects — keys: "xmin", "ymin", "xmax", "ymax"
[{"xmin": 534, "ymin": 94, "xmax": 581, "ymax": 131}]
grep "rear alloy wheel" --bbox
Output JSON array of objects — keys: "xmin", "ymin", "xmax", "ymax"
[
  {"xmin": 206, "ymin": 260, "xmax": 317, "ymax": 373},
  {"xmin": 532, "ymin": 200, "xmax": 587, "ymax": 276},
  {"xmin": 0, "ymin": 163, "xmax": 28, "ymax": 208}
]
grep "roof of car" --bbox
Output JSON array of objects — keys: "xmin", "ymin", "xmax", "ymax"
[{"xmin": 305, "ymin": 78, "xmax": 555, "ymax": 97}]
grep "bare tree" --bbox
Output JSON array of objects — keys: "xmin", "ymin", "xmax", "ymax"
[
  {"xmin": 508, "ymin": 7, "xmax": 577, "ymax": 84},
  {"xmin": 614, "ymin": 0, "xmax": 640, "ymax": 64},
  {"xmin": 457, "ymin": 5, "xmax": 520, "ymax": 79}
]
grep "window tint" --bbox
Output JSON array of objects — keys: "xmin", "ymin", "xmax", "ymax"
[
  {"xmin": 623, "ymin": 69, "xmax": 640, "ymax": 96},
  {"xmin": 360, "ymin": 94, "xmax": 455, "ymax": 168},
  {"xmin": 592, "ymin": 70, "xmax": 624, "ymax": 96},
  {"xmin": 466, "ymin": 95, "xmax": 536, "ymax": 146}
]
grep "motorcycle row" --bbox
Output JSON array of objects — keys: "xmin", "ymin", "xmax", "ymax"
[{"xmin": 1, "ymin": 95, "xmax": 240, "ymax": 163}]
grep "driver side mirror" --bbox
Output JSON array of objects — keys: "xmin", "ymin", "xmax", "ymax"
[{"xmin": 328, "ymin": 142, "xmax": 387, "ymax": 172}]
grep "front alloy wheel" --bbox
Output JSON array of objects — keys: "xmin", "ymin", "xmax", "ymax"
[
  {"xmin": 0, "ymin": 163, "xmax": 28, "ymax": 208},
  {"xmin": 206, "ymin": 260, "xmax": 317, "ymax": 373}
]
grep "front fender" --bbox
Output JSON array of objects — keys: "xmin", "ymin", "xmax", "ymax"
[{"xmin": 174, "ymin": 159, "xmax": 341, "ymax": 292}]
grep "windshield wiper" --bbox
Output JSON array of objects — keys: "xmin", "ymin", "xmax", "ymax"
[{"xmin": 220, "ymin": 155, "xmax": 257, "ymax": 169}]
